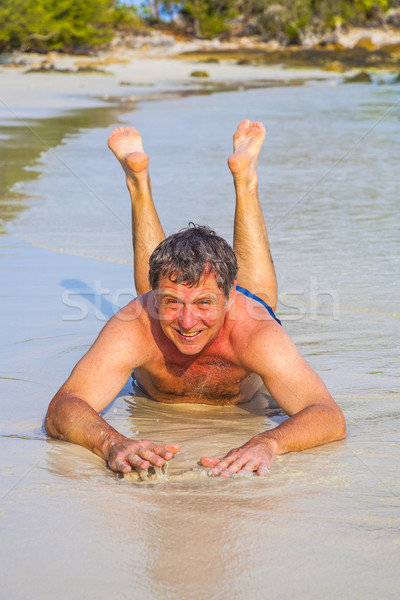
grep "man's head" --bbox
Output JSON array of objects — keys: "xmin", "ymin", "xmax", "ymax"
[
  {"xmin": 149, "ymin": 225, "xmax": 238, "ymax": 355},
  {"xmin": 149, "ymin": 224, "xmax": 238, "ymax": 299}
]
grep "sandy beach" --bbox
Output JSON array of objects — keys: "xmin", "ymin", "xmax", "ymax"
[
  {"xmin": 1, "ymin": 49, "xmax": 399, "ymax": 599},
  {"xmin": 0, "ymin": 49, "xmax": 339, "ymax": 113}
]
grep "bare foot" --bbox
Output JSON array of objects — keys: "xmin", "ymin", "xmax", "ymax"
[
  {"xmin": 107, "ymin": 126, "xmax": 149, "ymax": 178},
  {"xmin": 228, "ymin": 120, "xmax": 265, "ymax": 189}
]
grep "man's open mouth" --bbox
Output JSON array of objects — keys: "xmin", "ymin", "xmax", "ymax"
[{"xmin": 175, "ymin": 329, "xmax": 202, "ymax": 340}]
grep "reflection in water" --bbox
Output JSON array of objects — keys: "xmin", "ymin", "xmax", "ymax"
[
  {"xmin": 43, "ymin": 384, "xmax": 285, "ymax": 483},
  {"xmin": 0, "ymin": 99, "xmax": 137, "ymax": 228},
  {"xmin": 121, "ymin": 385, "xmax": 284, "ymax": 482},
  {"xmin": 40, "ymin": 397, "xmax": 399, "ymax": 600}
]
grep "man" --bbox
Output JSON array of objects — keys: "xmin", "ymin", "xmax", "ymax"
[{"xmin": 45, "ymin": 120, "xmax": 346, "ymax": 477}]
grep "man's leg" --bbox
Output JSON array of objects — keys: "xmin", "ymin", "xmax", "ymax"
[
  {"xmin": 108, "ymin": 127, "xmax": 165, "ymax": 295},
  {"xmin": 228, "ymin": 120, "xmax": 278, "ymax": 312}
]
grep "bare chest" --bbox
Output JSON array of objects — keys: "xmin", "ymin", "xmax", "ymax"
[{"xmin": 136, "ymin": 354, "xmax": 251, "ymax": 404}]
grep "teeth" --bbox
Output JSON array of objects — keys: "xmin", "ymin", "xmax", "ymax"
[{"xmin": 179, "ymin": 331, "xmax": 199, "ymax": 337}]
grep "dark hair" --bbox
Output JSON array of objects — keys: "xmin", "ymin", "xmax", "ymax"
[{"xmin": 149, "ymin": 224, "xmax": 238, "ymax": 299}]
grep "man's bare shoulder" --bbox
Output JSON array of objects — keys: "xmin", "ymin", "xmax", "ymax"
[
  {"xmin": 230, "ymin": 291, "xmax": 280, "ymax": 335},
  {"xmin": 100, "ymin": 293, "xmax": 156, "ymax": 363},
  {"xmin": 228, "ymin": 291, "xmax": 287, "ymax": 363},
  {"xmin": 113, "ymin": 293, "xmax": 150, "ymax": 326}
]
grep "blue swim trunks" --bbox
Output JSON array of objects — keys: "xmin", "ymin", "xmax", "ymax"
[{"xmin": 236, "ymin": 285, "xmax": 281, "ymax": 326}]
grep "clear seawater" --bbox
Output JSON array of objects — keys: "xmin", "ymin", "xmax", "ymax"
[{"xmin": 1, "ymin": 77, "xmax": 399, "ymax": 599}]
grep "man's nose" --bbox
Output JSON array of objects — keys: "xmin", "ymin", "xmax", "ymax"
[{"xmin": 178, "ymin": 305, "xmax": 197, "ymax": 330}]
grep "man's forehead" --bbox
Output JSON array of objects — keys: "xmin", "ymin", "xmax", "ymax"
[{"xmin": 156, "ymin": 273, "xmax": 224, "ymax": 297}]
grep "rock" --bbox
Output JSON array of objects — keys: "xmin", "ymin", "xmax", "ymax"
[
  {"xmin": 315, "ymin": 41, "xmax": 345, "ymax": 51},
  {"xmin": 355, "ymin": 37, "xmax": 376, "ymax": 51},
  {"xmin": 25, "ymin": 64, "xmax": 55, "ymax": 73},
  {"xmin": 385, "ymin": 8, "xmax": 400, "ymax": 28},
  {"xmin": 380, "ymin": 42, "xmax": 400, "ymax": 54},
  {"xmin": 344, "ymin": 71, "xmax": 372, "ymax": 83},
  {"xmin": 76, "ymin": 65, "xmax": 108, "ymax": 74},
  {"xmin": 12, "ymin": 55, "xmax": 29, "ymax": 66},
  {"xmin": 302, "ymin": 33, "xmax": 319, "ymax": 48},
  {"xmin": 323, "ymin": 60, "xmax": 345, "ymax": 72},
  {"xmin": 319, "ymin": 32, "xmax": 340, "ymax": 46},
  {"xmin": 190, "ymin": 70, "xmax": 210, "ymax": 77}
]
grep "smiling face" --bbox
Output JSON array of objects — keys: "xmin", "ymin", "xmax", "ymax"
[{"xmin": 154, "ymin": 272, "xmax": 234, "ymax": 356}]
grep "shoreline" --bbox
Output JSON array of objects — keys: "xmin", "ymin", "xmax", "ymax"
[
  {"xmin": 2, "ymin": 29, "xmax": 398, "ymax": 228},
  {"xmin": 0, "ymin": 47, "xmax": 398, "ymax": 251},
  {"xmin": 1, "ymin": 23, "xmax": 400, "ymax": 72},
  {"xmin": 0, "ymin": 55, "xmax": 340, "ymax": 237},
  {"xmin": 0, "ymin": 54, "xmax": 341, "ymax": 121}
]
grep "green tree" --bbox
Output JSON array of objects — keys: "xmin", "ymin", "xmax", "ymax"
[
  {"xmin": 235, "ymin": 1, "xmax": 394, "ymax": 44},
  {"xmin": 182, "ymin": 0, "xmax": 236, "ymax": 38},
  {"xmin": 0, "ymin": 0, "xmax": 137, "ymax": 52},
  {"xmin": 139, "ymin": 1, "xmax": 180, "ymax": 22}
]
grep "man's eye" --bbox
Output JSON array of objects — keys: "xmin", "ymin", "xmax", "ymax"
[{"xmin": 164, "ymin": 299, "xmax": 178, "ymax": 305}]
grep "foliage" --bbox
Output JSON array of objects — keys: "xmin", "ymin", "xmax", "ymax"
[
  {"xmin": 136, "ymin": 1, "xmax": 395, "ymax": 42},
  {"xmin": 138, "ymin": 0, "xmax": 180, "ymax": 23},
  {"xmin": 0, "ymin": 0, "xmax": 138, "ymax": 52},
  {"xmin": 234, "ymin": 1, "xmax": 395, "ymax": 44},
  {"xmin": 0, "ymin": 0, "xmax": 396, "ymax": 52},
  {"xmin": 181, "ymin": 1, "xmax": 236, "ymax": 38}
]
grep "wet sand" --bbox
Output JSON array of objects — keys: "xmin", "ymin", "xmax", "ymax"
[{"xmin": 1, "ymin": 56, "xmax": 399, "ymax": 599}]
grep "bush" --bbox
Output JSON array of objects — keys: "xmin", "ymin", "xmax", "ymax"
[
  {"xmin": 242, "ymin": 1, "xmax": 395, "ymax": 44},
  {"xmin": 0, "ymin": 0, "xmax": 138, "ymax": 52},
  {"xmin": 182, "ymin": 0, "xmax": 236, "ymax": 38}
]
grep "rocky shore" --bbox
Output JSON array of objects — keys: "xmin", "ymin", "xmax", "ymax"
[{"xmin": 1, "ymin": 24, "xmax": 400, "ymax": 73}]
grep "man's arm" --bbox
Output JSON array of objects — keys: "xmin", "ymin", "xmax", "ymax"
[
  {"xmin": 201, "ymin": 322, "xmax": 346, "ymax": 476},
  {"xmin": 45, "ymin": 304, "xmax": 180, "ymax": 473}
]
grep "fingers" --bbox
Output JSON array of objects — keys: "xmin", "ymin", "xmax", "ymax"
[
  {"xmin": 161, "ymin": 444, "xmax": 181, "ymax": 457},
  {"xmin": 111, "ymin": 439, "xmax": 272, "ymax": 478},
  {"xmin": 140, "ymin": 440, "xmax": 180, "ymax": 454},
  {"xmin": 163, "ymin": 444, "xmax": 181, "ymax": 454},
  {"xmin": 109, "ymin": 453, "xmax": 149, "ymax": 473},
  {"xmin": 256, "ymin": 465, "xmax": 269, "ymax": 477},
  {"xmin": 208, "ymin": 454, "xmax": 248, "ymax": 478},
  {"xmin": 136, "ymin": 448, "xmax": 164, "ymax": 467},
  {"xmin": 138, "ymin": 442, "xmax": 180, "ymax": 462},
  {"xmin": 200, "ymin": 456, "xmax": 219, "ymax": 467},
  {"xmin": 203, "ymin": 446, "xmax": 273, "ymax": 478},
  {"xmin": 113, "ymin": 458, "xmax": 133, "ymax": 474},
  {"xmin": 107, "ymin": 440, "xmax": 180, "ymax": 474}
]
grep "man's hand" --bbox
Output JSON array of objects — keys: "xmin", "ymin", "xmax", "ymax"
[
  {"xmin": 107, "ymin": 438, "xmax": 180, "ymax": 474},
  {"xmin": 200, "ymin": 434, "xmax": 278, "ymax": 477}
]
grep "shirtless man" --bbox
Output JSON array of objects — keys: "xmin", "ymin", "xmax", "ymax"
[{"xmin": 45, "ymin": 120, "xmax": 346, "ymax": 477}]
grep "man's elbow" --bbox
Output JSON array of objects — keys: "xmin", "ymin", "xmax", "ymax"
[
  {"xmin": 331, "ymin": 404, "xmax": 346, "ymax": 441},
  {"xmin": 44, "ymin": 396, "xmax": 62, "ymax": 439},
  {"xmin": 44, "ymin": 410, "xmax": 56, "ymax": 439}
]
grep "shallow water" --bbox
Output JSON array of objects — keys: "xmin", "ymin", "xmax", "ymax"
[{"xmin": 1, "ymin": 78, "xmax": 399, "ymax": 598}]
